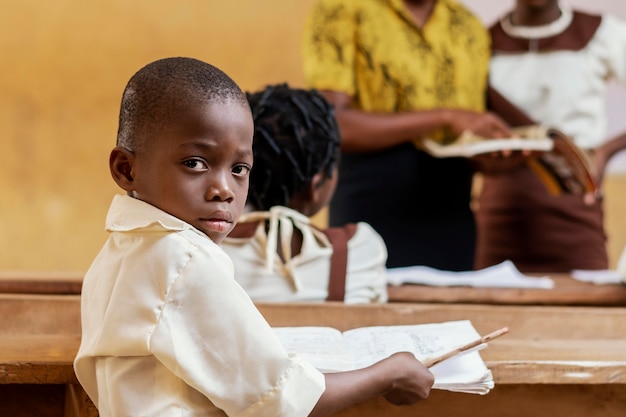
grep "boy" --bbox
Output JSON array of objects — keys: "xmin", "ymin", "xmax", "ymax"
[
  {"xmin": 74, "ymin": 57, "xmax": 433, "ymax": 416},
  {"xmin": 223, "ymin": 84, "xmax": 388, "ymax": 303}
]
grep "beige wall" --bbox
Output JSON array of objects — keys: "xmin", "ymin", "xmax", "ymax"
[
  {"xmin": 1, "ymin": 0, "xmax": 624, "ymax": 271},
  {"xmin": 0, "ymin": 0, "xmax": 316, "ymax": 270}
]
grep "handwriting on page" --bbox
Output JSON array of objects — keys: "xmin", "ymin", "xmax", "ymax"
[
  {"xmin": 272, "ymin": 320, "xmax": 495, "ymax": 394},
  {"xmin": 343, "ymin": 321, "xmax": 481, "ymax": 369},
  {"xmin": 344, "ymin": 330, "xmax": 446, "ymax": 368}
]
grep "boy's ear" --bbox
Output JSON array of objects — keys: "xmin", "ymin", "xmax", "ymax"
[{"xmin": 109, "ymin": 147, "xmax": 136, "ymax": 192}]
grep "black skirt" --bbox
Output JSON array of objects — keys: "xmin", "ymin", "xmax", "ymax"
[{"xmin": 329, "ymin": 143, "xmax": 476, "ymax": 270}]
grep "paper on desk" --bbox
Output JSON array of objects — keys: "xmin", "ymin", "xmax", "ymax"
[
  {"xmin": 386, "ymin": 260, "xmax": 554, "ymax": 289},
  {"xmin": 570, "ymin": 269, "xmax": 624, "ymax": 285}
]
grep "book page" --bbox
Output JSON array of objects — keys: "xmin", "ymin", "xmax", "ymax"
[
  {"xmin": 423, "ymin": 137, "xmax": 553, "ymax": 157},
  {"xmin": 431, "ymin": 351, "xmax": 494, "ymax": 394},
  {"xmin": 423, "ymin": 126, "xmax": 554, "ymax": 158},
  {"xmin": 341, "ymin": 320, "xmax": 481, "ymax": 369},
  {"xmin": 272, "ymin": 326, "xmax": 352, "ymax": 372},
  {"xmin": 342, "ymin": 320, "xmax": 494, "ymax": 394}
]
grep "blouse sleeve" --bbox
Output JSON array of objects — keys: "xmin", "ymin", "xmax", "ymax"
[
  {"xmin": 344, "ymin": 222, "xmax": 389, "ymax": 304},
  {"xmin": 302, "ymin": 0, "xmax": 358, "ymax": 95},
  {"xmin": 600, "ymin": 14, "xmax": 626, "ymax": 85},
  {"xmin": 149, "ymin": 243, "xmax": 325, "ymax": 417}
]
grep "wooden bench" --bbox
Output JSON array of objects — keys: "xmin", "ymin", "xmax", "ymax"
[
  {"xmin": 0, "ymin": 271, "xmax": 83, "ymax": 295},
  {"xmin": 2, "ymin": 294, "xmax": 626, "ymax": 417}
]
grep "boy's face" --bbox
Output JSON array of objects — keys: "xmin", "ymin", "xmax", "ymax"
[{"xmin": 122, "ymin": 99, "xmax": 253, "ymax": 244}]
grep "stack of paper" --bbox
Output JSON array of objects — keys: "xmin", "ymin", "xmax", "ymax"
[
  {"xmin": 570, "ymin": 269, "xmax": 624, "ymax": 285},
  {"xmin": 386, "ymin": 260, "xmax": 554, "ymax": 289},
  {"xmin": 579, "ymin": 246, "xmax": 626, "ymax": 284},
  {"xmin": 273, "ymin": 320, "xmax": 495, "ymax": 395}
]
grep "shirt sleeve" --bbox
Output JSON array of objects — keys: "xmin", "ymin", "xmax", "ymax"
[
  {"xmin": 148, "ymin": 243, "xmax": 325, "ymax": 417},
  {"xmin": 302, "ymin": 0, "xmax": 358, "ymax": 95}
]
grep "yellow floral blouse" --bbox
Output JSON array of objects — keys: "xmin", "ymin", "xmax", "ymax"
[{"xmin": 302, "ymin": 0, "xmax": 490, "ymax": 144}]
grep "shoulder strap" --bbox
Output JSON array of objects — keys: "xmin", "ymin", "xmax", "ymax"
[{"xmin": 322, "ymin": 223, "xmax": 358, "ymax": 302}]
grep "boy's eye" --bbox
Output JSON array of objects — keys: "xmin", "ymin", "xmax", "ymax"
[
  {"xmin": 232, "ymin": 164, "xmax": 251, "ymax": 177},
  {"xmin": 183, "ymin": 159, "xmax": 208, "ymax": 171}
]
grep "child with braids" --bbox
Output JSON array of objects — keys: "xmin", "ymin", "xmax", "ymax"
[
  {"xmin": 74, "ymin": 59, "xmax": 433, "ymax": 416},
  {"xmin": 222, "ymin": 84, "xmax": 388, "ymax": 303}
]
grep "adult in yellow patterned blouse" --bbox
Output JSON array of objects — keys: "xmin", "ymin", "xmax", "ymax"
[{"xmin": 302, "ymin": 0, "xmax": 511, "ymax": 270}]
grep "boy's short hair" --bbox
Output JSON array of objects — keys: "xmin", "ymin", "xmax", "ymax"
[
  {"xmin": 246, "ymin": 84, "xmax": 341, "ymax": 210},
  {"xmin": 117, "ymin": 57, "xmax": 249, "ymax": 151}
]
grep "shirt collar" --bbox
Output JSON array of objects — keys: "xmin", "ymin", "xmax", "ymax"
[
  {"xmin": 386, "ymin": 0, "xmax": 447, "ymax": 28},
  {"xmin": 105, "ymin": 194, "xmax": 196, "ymax": 234}
]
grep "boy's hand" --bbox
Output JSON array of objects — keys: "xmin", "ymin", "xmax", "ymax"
[
  {"xmin": 380, "ymin": 352, "xmax": 434, "ymax": 406},
  {"xmin": 313, "ymin": 351, "xmax": 433, "ymax": 417}
]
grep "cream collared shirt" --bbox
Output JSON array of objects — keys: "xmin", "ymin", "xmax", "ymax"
[
  {"xmin": 222, "ymin": 206, "xmax": 388, "ymax": 304},
  {"xmin": 490, "ymin": 14, "xmax": 626, "ymax": 149},
  {"xmin": 74, "ymin": 194, "xmax": 325, "ymax": 417}
]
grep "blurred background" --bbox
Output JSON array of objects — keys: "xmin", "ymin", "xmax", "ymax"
[{"xmin": 1, "ymin": 0, "xmax": 624, "ymax": 272}]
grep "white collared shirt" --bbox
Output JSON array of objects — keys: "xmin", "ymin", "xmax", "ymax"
[
  {"xmin": 222, "ymin": 206, "xmax": 388, "ymax": 304},
  {"xmin": 74, "ymin": 194, "xmax": 325, "ymax": 417}
]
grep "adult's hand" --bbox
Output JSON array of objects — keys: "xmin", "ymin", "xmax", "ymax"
[{"xmin": 446, "ymin": 109, "xmax": 512, "ymax": 140}]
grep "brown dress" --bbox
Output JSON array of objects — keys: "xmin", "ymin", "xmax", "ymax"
[{"xmin": 475, "ymin": 11, "xmax": 609, "ymax": 273}]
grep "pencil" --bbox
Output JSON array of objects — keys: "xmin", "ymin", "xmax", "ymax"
[{"xmin": 423, "ymin": 327, "xmax": 509, "ymax": 368}]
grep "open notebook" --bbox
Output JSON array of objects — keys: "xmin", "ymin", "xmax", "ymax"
[{"xmin": 273, "ymin": 320, "xmax": 495, "ymax": 395}]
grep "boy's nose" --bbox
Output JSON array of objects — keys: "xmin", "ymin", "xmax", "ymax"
[{"xmin": 205, "ymin": 173, "xmax": 235, "ymax": 202}]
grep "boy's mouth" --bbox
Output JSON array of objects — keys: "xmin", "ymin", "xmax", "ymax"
[
  {"xmin": 200, "ymin": 218, "xmax": 232, "ymax": 233},
  {"xmin": 199, "ymin": 210, "xmax": 234, "ymax": 234}
]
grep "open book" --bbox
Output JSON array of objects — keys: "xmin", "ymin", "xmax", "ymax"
[
  {"xmin": 423, "ymin": 126, "xmax": 554, "ymax": 157},
  {"xmin": 526, "ymin": 128, "xmax": 597, "ymax": 196},
  {"xmin": 424, "ymin": 125, "xmax": 597, "ymax": 196},
  {"xmin": 273, "ymin": 320, "xmax": 495, "ymax": 395}
]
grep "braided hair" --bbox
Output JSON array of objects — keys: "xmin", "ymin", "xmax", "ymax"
[{"xmin": 246, "ymin": 84, "xmax": 341, "ymax": 210}]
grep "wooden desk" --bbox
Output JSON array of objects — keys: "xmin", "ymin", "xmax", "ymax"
[
  {"xmin": 0, "ymin": 294, "xmax": 93, "ymax": 417},
  {"xmin": 387, "ymin": 273, "xmax": 626, "ymax": 306},
  {"xmin": 3, "ymin": 271, "xmax": 625, "ymax": 307},
  {"xmin": 258, "ymin": 302, "xmax": 626, "ymax": 417},
  {"xmin": 2, "ymin": 295, "xmax": 626, "ymax": 417}
]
